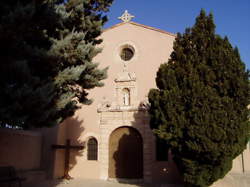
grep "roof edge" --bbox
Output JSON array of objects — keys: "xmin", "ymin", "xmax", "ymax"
[{"xmin": 103, "ymin": 21, "xmax": 176, "ymax": 37}]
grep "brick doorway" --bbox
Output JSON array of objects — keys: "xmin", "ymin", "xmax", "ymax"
[{"xmin": 108, "ymin": 127, "xmax": 143, "ymax": 179}]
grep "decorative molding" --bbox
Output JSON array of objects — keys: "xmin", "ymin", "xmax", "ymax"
[{"xmin": 115, "ymin": 70, "xmax": 136, "ymax": 82}]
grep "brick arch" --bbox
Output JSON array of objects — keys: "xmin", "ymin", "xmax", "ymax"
[{"xmin": 108, "ymin": 126, "xmax": 143, "ymax": 179}]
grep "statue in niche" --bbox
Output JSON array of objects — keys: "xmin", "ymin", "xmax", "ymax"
[{"xmin": 122, "ymin": 88, "xmax": 130, "ymax": 106}]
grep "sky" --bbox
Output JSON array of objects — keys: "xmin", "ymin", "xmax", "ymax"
[{"xmin": 103, "ymin": 0, "xmax": 250, "ymax": 70}]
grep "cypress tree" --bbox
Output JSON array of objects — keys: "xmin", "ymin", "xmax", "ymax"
[
  {"xmin": 148, "ymin": 10, "xmax": 250, "ymax": 187},
  {"xmin": 0, "ymin": 0, "xmax": 113, "ymax": 129}
]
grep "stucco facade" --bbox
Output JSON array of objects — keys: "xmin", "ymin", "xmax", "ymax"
[
  {"xmin": 51, "ymin": 20, "xmax": 250, "ymax": 185},
  {"xmin": 52, "ymin": 20, "xmax": 179, "ymax": 182}
]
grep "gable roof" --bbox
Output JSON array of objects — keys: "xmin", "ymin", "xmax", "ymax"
[{"xmin": 103, "ymin": 21, "xmax": 176, "ymax": 37}]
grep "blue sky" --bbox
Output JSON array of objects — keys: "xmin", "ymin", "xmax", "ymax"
[{"xmin": 104, "ymin": 0, "xmax": 250, "ymax": 70}]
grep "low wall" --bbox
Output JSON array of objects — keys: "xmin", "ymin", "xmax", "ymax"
[{"xmin": 0, "ymin": 128, "xmax": 42, "ymax": 170}]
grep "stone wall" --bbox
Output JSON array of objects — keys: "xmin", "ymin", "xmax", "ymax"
[{"xmin": 0, "ymin": 128, "xmax": 42, "ymax": 170}]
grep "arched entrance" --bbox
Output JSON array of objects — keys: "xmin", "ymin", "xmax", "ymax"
[{"xmin": 108, "ymin": 127, "xmax": 143, "ymax": 179}]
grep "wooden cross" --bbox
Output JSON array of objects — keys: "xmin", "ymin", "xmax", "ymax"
[{"xmin": 52, "ymin": 139, "xmax": 84, "ymax": 179}]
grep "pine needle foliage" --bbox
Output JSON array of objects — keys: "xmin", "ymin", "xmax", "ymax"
[
  {"xmin": 148, "ymin": 9, "xmax": 250, "ymax": 187},
  {"xmin": 0, "ymin": 0, "xmax": 113, "ymax": 129}
]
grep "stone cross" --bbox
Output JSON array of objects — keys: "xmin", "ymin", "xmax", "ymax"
[
  {"xmin": 52, "ymin": 139, "xmax": 84, "ymax": 179},
  {"xmin": 118, "ymin": 10, "xmax": 135, "ymax": 22}
]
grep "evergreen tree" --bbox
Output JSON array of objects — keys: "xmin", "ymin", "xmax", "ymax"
[
  {"xmin": 0, "ymin": 0, "xmax": 113, "ymax": 129},
  {"xmin": 148, "ymin": 10, "xmax": 250, "ymax": 187}
]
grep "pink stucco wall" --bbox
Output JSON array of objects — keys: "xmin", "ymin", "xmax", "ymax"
[{"xmin": 0, "ymin": 128, "xmax": 42, "ymax": 170}]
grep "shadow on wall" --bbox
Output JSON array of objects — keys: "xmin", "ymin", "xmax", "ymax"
[
  {"xmin": 38, "ymin": 116, "xmax": 85, "ymax": 187},
  {"xmin": 108, "ymin": 109, "xmax": 146, "ymax": 185},
  {"xmin": 111, "ymin": 127, "xmax": 143, "ymax": 180},
  {"xmin": 67, "ymin": 117, "xmax": 85, "ymax": 175},
  {"xmin": 134, "ymin": 109, "xmax": 183, "ymax": 185},
  {"xmin": 0, "ymin": 117, "xmax": 85, "ymax": 187},
  {"xmin": 55, "ymin": 116, "xmax": 85, "ymax": 179}
]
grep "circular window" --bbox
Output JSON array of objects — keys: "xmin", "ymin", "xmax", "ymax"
[{"xmin": 120, "ymin": 46, "xmax": 135, "ymax": 61}]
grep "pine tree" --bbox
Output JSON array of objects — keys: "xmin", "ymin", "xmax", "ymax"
[
  {"xmin": 148, "ymin": 10, "xmax": 250, "ymax": 187},
  {"xmin": 0, "ymin": 0, "xmax": 113, "ymax": 129}
]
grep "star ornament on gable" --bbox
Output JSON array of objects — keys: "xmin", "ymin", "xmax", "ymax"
[{"xmin": 118, "ymin": 10, "xmax": 135, "ymax": 22}]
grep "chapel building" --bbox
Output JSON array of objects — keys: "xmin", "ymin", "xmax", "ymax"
[{"xmin": 44, "ymin": 11, "xmax": 250, "ymax": 184}]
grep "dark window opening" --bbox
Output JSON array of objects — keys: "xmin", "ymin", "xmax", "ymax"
[
  {"xmin": 120, "ymin": 47, "xmax": 134, "ymax": 61},
  {"xmin": 87, "ymin": 137, "xmax": 98, "ymax": 160},
  {"xmin": 156, "ymin": 137, "xmax": 169, "ymax": 161}
]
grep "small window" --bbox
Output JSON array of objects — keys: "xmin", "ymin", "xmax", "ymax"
[
  {"xmin": 87, "ymin": 138, "xmax": 98, "ymax": 160},
  {"xmin": 120, "ymin": 45, "xmax": 135, "ymax": 61},
  {"xmin": 156, "ymin": 137, "xmax": 169, "ymax": 161},
  {"xmin": 122, "ymin": 88, "xmax": 130, "ymax": 106}
]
